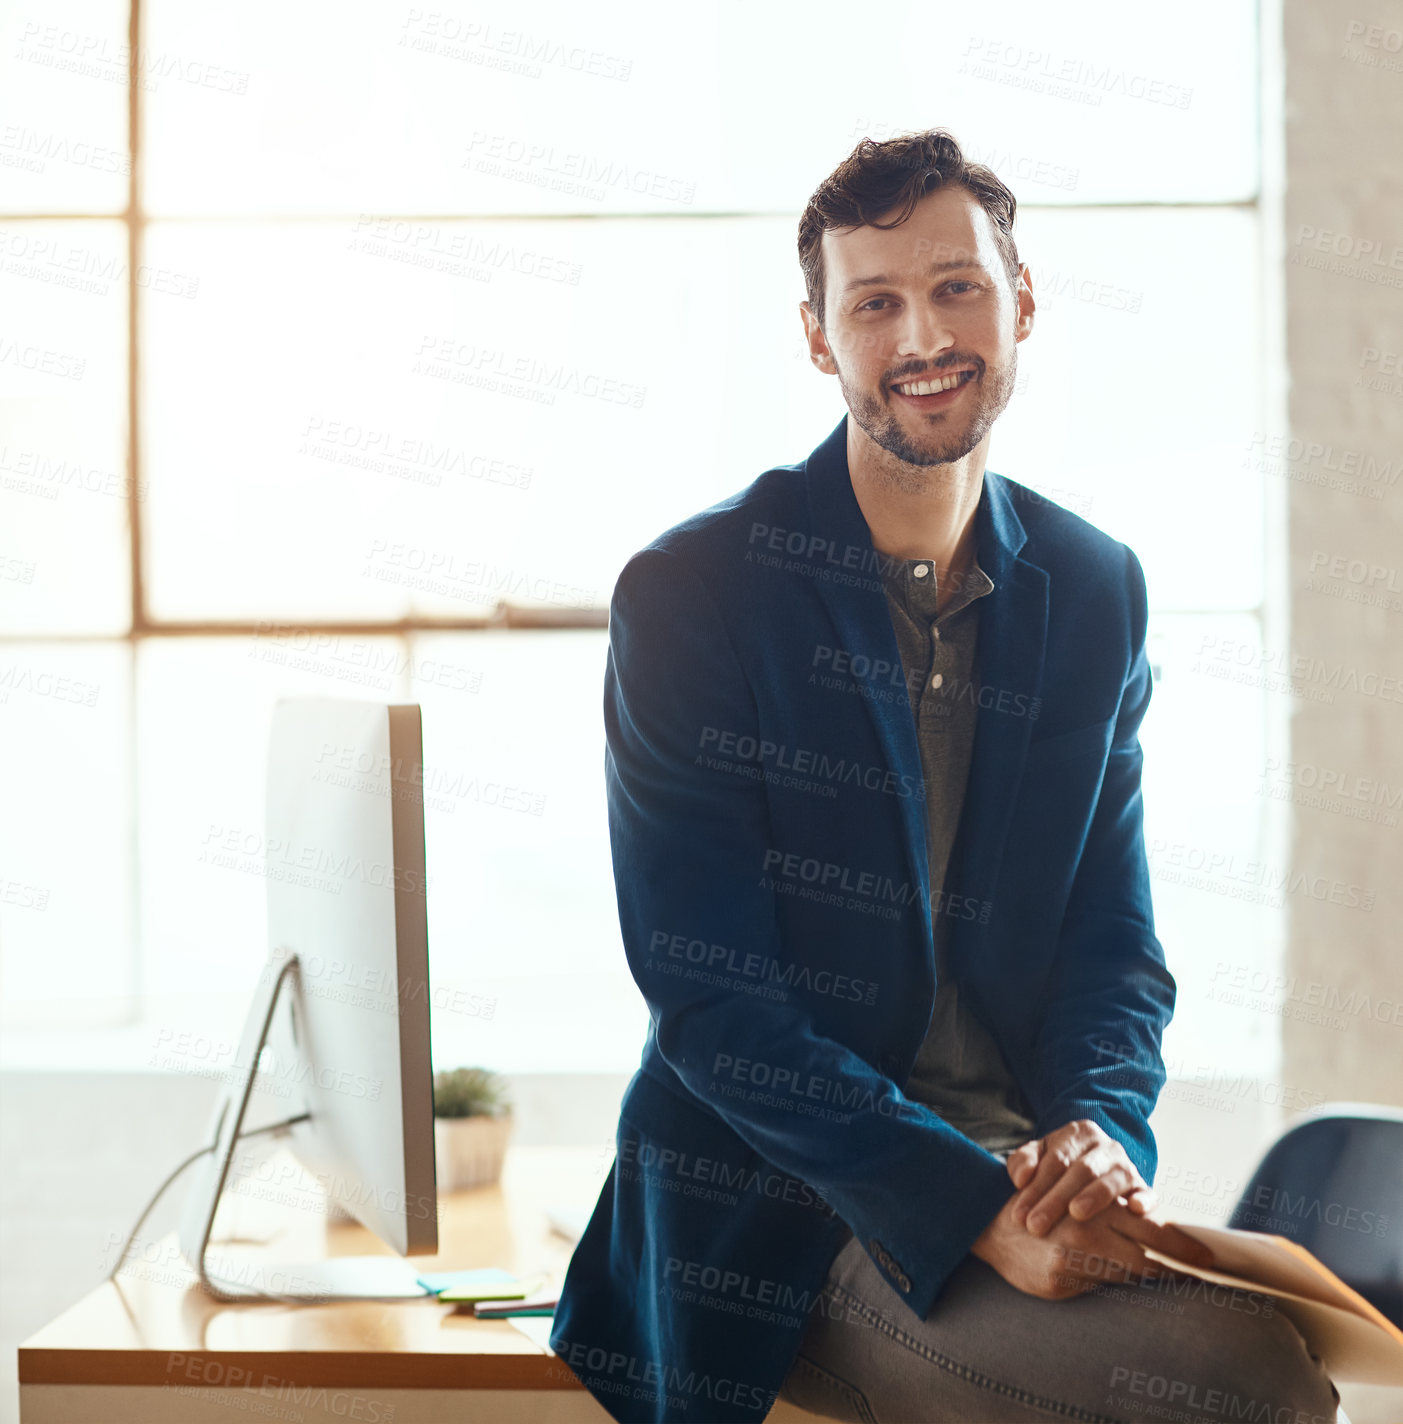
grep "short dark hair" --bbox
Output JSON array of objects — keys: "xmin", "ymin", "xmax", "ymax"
[{"xmin": 798, "ymin": 129, "xmax": 1022, "ymax": 330}]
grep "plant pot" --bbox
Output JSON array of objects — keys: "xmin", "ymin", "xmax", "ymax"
[{"xmin": 434, "ymin": 1113, "xmax": 513, "ymax": 1192}]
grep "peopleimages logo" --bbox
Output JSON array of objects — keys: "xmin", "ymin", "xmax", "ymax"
[
  {"xmin": 617, "ymin": 1134, "xmax": 836, "ymax": 1217},
  {"xmin": 759, "ymin": 847, "xmax": 993, "ymax": 926},
  {"xmin": 645, "ymin": 929, "xmax": 879, "ymax": 1007},
  {"xmin": 1238, "ymin": 1184, "xmax": 1389, "ymax": 1239},
  {"xmin": 709, "ymin": 1052, "xmax": 923, "ymax": 1124},
  {"xmin": 550, "ymin": 1338, "xmax": 778, "ymax": 1415},
  {"xmin": 697, "ymin": 725, "xmax": 923, "ymax": 801},
  {"xmin": 810, "ymin": 644, "xmax": 1042, "ymax": 720}
]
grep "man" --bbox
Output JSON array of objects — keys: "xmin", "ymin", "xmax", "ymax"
[{"xmin": 551, "ymin": 130, "xmax": 1339, "ymax": 1424}]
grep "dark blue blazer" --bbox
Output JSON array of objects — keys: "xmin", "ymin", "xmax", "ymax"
[{"xmin": 550, "ymin": 413, "xmax": 1176, "ymax": 1423}]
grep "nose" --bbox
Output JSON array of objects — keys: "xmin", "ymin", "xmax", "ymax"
[{"xmin": 893, "ymin": 298, "xmax": 957, "ymax": 367}]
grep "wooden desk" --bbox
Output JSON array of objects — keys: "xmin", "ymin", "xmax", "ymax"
[{"xmin": 18, "ymin": 1145, "xmax": 820, "ymax": 1423}]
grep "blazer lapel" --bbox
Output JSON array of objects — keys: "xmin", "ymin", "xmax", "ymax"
[
  {"xmin": 945, "ymin": 545, "xmax": 1049, "ymax": 960},
  {"xmin": 800, "ymin": 414, "xmax": 1049, "ymax": 974},
  {"xmin": 802, "ymin": 417, "xmax": 932, "ymax": 943}
]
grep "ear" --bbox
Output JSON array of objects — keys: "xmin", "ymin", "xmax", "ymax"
[
  {"xmin": 1014, "ymin": 264, "xmax": 1036, "ymax": 344},
  {"xmin": 800, "ymin": 300, "xmax": 837, "ymax": 374}
]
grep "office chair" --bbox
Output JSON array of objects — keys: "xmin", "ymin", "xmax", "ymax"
[{"xmin": 1226, "ymin": 1101, "xmax": 1403, "ymax": 1329}]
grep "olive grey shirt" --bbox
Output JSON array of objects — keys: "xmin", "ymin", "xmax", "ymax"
[{"xmin": 879, "ymin": 551, "xmax": 1037, "ymax": 1158}]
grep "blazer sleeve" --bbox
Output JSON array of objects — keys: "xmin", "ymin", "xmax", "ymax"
[
  {"xmin": 604, "ymin": 545, "xmax": 1017, "ymax": 1318},
  {"xmin": 1026, "ymin": 543, "xmax": 1176, "ymax": 1183}
]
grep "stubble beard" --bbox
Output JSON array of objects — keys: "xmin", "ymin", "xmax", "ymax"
[{"xmin": 836, "ymin": 348, "xmax": 1019, "ymax": 493}]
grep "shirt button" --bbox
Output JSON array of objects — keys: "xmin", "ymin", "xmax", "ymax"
[
  {"xmin": 930, "ymin": 673, "xmax": 943, "ymax": 690},
  {"xmin": 913, "ymin": 564, "xmax": 930, "ymax": 578}
]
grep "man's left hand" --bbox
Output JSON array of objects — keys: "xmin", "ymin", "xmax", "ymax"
[{"xmin": 1006, "ymin": 1120, "xmax": 1157, "ymax": 1236}]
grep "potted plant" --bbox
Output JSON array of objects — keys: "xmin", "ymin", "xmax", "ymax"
[{"xmin": 433, "ymin": 1066, "xmax": 513, "ymax": 1191}]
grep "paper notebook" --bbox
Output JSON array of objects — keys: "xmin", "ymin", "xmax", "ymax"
[
  {"xmin": 416, "ymin": 1267, "xmax": 544, "ymax": 1303},
  {"xmin": 472, "ymin": 1288, "xmax": 560, "ymax": 1318}
]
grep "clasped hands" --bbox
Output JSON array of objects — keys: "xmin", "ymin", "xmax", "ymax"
[{"xmin": 970, "ymin": 1119, "xmax": 1215, "ymax": 1300}]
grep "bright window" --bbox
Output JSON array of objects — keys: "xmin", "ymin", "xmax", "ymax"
[{"xmin": 0, "ymin": 0, "xmax": 1273, "ymax": 1079}]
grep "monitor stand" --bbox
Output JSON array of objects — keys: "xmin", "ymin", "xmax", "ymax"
[{"xmin": 178, "ymin": 949, "xmax": 431, "ymax": 1303}]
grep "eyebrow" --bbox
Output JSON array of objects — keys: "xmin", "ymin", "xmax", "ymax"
[{"xmin": 839, "ymin": 259, "xmax": 986, "ymax": 300}]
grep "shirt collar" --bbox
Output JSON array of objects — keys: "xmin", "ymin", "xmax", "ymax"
[{"xmin": 881, "ymin": 553, "xmax": 995, "ymax": 624}]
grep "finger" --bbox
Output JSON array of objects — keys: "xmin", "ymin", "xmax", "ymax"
[
  {"xmin": 1111, "ymin": 1211, "xmax": 1215, "ymax": 1269},
  {"xmin": 1006, "ymin": 1139, "xmax": 1041, "ymax": 1189},
  {"xmin": 1117, "ymin": 1242, "xmax": 1177, "ymax": 1286},
  {"xmin": 1026, "ymin": 1148, "xmax": 1127, "ymax": 1235},
  {"xmin": 1124, "ymin": 1186, "xmax": 1157, "ymax": 1215},
  {"xmin": 1066, "ymin": 1164, "xmax": 1142, "ymax": 1223},
  {"xmin": 1010, "ymin": 1130, "xmax": 1090, "ymax": 1224}
]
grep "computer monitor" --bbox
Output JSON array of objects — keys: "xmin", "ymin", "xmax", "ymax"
[{"xmin": 177, "ymin": 697, "xmax": 438, "ymax": 1301}]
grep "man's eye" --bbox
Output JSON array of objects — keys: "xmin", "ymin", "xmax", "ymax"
[{"xmin": 861, "ymin": 283, "xmax": 977, "ymax": 311}]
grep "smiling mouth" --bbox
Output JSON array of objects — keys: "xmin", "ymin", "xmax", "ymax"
[{"xmin": 890, "ymin": 369, "xmax": 977, "ymax": 397}]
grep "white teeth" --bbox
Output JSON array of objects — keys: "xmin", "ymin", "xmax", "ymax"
[{"xmin": 894, "ymin": 371, "xmax": 971, "ymax": 396}]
